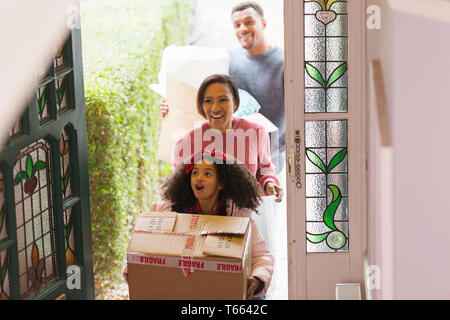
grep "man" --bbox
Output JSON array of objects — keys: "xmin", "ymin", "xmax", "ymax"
[
  {"xmin": 228, "ymin": 1, "xmax": 285, "ymax": 174},
  {"xmin": 160, "ymin": 1, "xmax": 285, "ymax": 196}
]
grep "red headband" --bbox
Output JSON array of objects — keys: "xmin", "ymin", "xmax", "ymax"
[{"xmin": 185, "ymin": 150, "xmax": 228, "ymax": 174}]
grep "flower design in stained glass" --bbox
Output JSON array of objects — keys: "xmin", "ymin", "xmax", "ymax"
[
  {"xmin": 27, "ymin": 242, "xmax": 45, "ymax": 291},
  {"xmin": 305, "ymin": 0, "xmax": 348, "ymax": 113},
  {"xmin": 305, "ymin": 0, "xmax": 347, "ymax": 23},
  {"xmin": 305, "ymin": 120, "xmax": 349, "ymax": 252},
  {"xmin": 14, "ymin": 155, "xmax": 46, "ymax": 195},
  {"xmin": 14, "ymin": 140, "xmax": 59, "ymax": 297}
]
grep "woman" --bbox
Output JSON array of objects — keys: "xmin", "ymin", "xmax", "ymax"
[{"xmin": 172, "ymin": 74, "xmax": 283, "ymax": 201}]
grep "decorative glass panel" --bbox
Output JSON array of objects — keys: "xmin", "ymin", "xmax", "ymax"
[
  {"xmin": 304, "ymin": 0, "xmax": 348, "ymax": 113},
  {"xmin": 60, "ymin": 127, "xmax": 73, "ymax": 199},
  {"xmin": 0, "ymin": 171, "xmax": 7, "ymax": 241},
  {"xmin": 13, "ymin": 140, "xmax": 58, "ymax": 297},
  {"xmin": 37, "ymin": 83, "xmax": 51, "ymax": 121},
  {"xmin": 64, "ymin": 207, "xmax": 76, "ymax": 267},
  {"xmin": 0, "ymin": 250, "xmax": 9, "ymax": 300},
  {"xmin": 55, "ymin": 73, "xmax": 72, "ymax": 113},
  {"xmin": 305, "ymin": 120, "xmax": 348, "ymax": 253}
]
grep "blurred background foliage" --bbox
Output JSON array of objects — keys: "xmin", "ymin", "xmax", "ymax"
[{"xmin": 80, "ymin": 0, "xmax": 191, "ymax": 299}]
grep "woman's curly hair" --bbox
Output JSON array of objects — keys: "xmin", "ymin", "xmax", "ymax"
[{"xmin": 161, "ymin": 158, "xmax": 262, "ymax": 213}]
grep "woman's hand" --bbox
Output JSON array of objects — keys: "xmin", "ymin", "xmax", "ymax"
[
  {"xmin": 264, "ymin": 182, "xmax": 283, "ymax": 202},
  {"xmin": 160, "ymin": 99, "xmax": 169, "ymax": 117},
  {"xmin": 247, "ymin": 276, "xmax": 262, "ymax": 299}
]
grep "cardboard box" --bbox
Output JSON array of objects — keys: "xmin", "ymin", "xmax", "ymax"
[
  {"xmin": 127, "ymin": 211, "xmax": 252, "ymax": 300},
  {"xmin": 155, "ymin": 74, "xmax": 206, "ymax": 163}
]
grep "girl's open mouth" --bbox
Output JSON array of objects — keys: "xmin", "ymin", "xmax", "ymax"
[{"xmin": 195, "ymin": 184, "xmax": 204, "ymax": 191}]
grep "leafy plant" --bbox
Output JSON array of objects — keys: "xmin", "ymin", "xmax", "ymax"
[{"xmin": 81, "ymin": 0, "xmax": 191, "ymax": 299}]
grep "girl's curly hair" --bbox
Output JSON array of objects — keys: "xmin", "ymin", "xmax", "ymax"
[{"xmin": 161, "ymin": 159, "xmax": 262, "ymax": 213}]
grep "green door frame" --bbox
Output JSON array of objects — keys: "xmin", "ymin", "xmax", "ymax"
[{"xmin": 0, "ymin": 26, "xmax": 94, "ymax": 300}]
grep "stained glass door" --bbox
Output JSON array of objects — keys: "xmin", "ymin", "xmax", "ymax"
[
  {"xmin": 0, "ymin": 25, "xmax": 94, "ymax": 299},
  {"xmin": 284, "ymin": 0, "xmax": 366, "ymax": 299}
]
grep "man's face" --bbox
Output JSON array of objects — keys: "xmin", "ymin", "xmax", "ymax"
[{"xmin": 231, "ymin": 8, "xmax": 266, "ymax": 51}]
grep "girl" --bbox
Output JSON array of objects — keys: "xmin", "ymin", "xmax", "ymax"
[{"xmin": 125, "ymin": 150, "xmax": 274, "ymax": 299}]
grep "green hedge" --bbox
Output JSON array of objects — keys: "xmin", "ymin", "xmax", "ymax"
[{"xmin": 80, "ymin": 0, "xmax": 190, "ymax": 299}]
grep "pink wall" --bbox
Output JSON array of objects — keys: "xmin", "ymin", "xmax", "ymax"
[{"xmin": 367, "ymin": 1, "xmax": 450, "ymax": 299}]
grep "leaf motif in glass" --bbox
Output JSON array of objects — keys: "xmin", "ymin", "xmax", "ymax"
[
  {"xmin": 306, "ymin": 232, "xmax": 329, "ymax": 243},
  {"xmin": 306, "ymin": 149, "xmax": 327, "ymax": 173},
  {"xmin": 327, "ymin": 63, "xmax": 347, "ymax": 87},
  {"xmin": 327, "ymin": 148, "xmax": 347, "ymax": 172},
  {"xmin": 305, "ymin": 121, "xmax": 348, "ymax": 252},
  {"xmin": 305, "ymin": 63, "xmax": 326, "ymax": 88},
  {"xmin": 14, "ymin": 140, "xmax": 58, "ymax": 297}
]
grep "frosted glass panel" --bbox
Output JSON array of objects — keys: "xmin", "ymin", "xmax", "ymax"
[
  {"xmin": 329, "ymin": 2, "xmax": 347, "ymax": 14},
  {"xmin": 304, "ymin": 0, "xmax": 348, "ymax": 113},
  {"xmin": 326, "ymin": 88, "xmax": 347, "ymax": 112},
  {"xmin": 304, "ymin": 1, "xmax": 322, "ymax": 14},
  {"xmin": 305, "ymin": 89, "xmax": 325, "ymax": 113},
  {"xmin": 305, "ymin": 15, "xmax": 325, "ymax": 37},
  {"xmin": 306, "ymin": 197, "xmax": 327, "ymax": 221},
  {"xmin": 306, "ymin": 174, "xmax": 326, "ymax": 197},
  {"xmin": 305, "ymin": 120, "xmax": 348, "ymax": 253},
  {"xmin": 326, "ymin": 15, "xmax": 348, "ymax": 37},
  {"xmin": 326, "ymin": 37, "xmax": 348, "ymax": 61},
  {"xmin": 305, "ymin": 121, "xmax": 326, "ymax": 148},
  {"xmin": 305, "ymin": 38, "xmax": 325, "ymax": 61},
  {"xmin": 327, "ymin": 120, "xmax": 347, "ymax": 147}
]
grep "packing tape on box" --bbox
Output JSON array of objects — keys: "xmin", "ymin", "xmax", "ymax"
[
  {"xmin": 127, "ymin": 252, "xmax": 243, "ymax": 273},
  {"xmin": 181, "ymin": 234, "xmax": 197, "ymax": 277}
]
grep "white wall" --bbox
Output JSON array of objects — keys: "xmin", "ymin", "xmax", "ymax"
[{"xmin": 367, "ymin": 0, "xmax": 450, "ymax": 299}]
